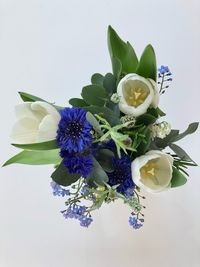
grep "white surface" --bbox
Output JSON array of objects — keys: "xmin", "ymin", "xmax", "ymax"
[{"xmin": 0, "ymin": 0, "xmax": 200, "ymax": 266}]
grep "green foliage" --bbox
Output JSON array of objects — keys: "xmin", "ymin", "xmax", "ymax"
[
  {"xmin": 84, "ymin": 105, "xmax": 120, "ymax": 126},
  {"xmin": 107, "ymin": 26, "xmax": 138, "ymax": 76},
  {"xmin": 136, "ymin": 44, "xmax": 157, "ymax": 81},
  {"xmin": 3, "ymin": 150, "xmax": 61, "ymax": 166},
  {"xmin": 171, "ymin": 122, "xmax": 199, "ymax": 142},
  {"xmin": 171, "ymin": 167, "xmax": 187, "ymax": 188},
  {"xmin": 86, "ymin": 157, "xmax": 109, "ymax": 186},
  {"xmin": 95, "ymin": 149, "xmax": 114, "ymax": 173},
  {"xmin": 81, "ymin": 85, "xmax": 108, "ymax": 106},
  {"xmin": 86, "ymin": 112, "xmax": 103, "ymax": 136},
  {"xmin": 51, "ymin": 162, "xmax": 80, "ymax": 186},
  {"xmin": 12, "ymin": 140, "xmax": 58, "ymax": 151},
  {"xmin": 69, "ymin": 98, "xmax": 88, "ymax": 107},
  {"xmin": 91, "ymin": 73, "xmax": 104, "ymax": 86},
  {"xmin": 136, "ymin": 113, "xmax": 157, "ymax": 126},
  {"xmin": 169, "ymin": 144, "xmax": 197, "ymax": 165},
  {"xmin": 103, "ymin": 73, "xmax": 116, "ymax": 94}
]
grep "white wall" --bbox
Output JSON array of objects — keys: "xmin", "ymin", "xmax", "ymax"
[{"xmin": 0, "ymin": 0, "xmax": 200, "ymax": 266}]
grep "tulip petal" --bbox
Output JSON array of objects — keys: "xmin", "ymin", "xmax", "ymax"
[
  {"xmin": 37, "ymin": 115, "xmax": 59, "ymax": 142},
  {"xmin": 10, "ymin": 117, "xmax": 39, "ymax": 144}
]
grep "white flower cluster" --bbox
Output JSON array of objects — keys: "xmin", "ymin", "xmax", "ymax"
[{"xmin": 151, "ymin": 121, "xmax": 171, "ymax": 139}]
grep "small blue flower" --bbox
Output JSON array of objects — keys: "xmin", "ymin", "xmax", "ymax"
[
  {"xmin": 61, "ymin": 204, "xmax": 93, "ymax": 228},
  {"xmin": 79, "ymin": 216, "xmax": 93, "ymax": 227},
  {"xmin": 129, "ymin": 216, "xmax": 143, "ymax": 229},
  {"xmin": 60, "ymin": 150, "xmax": 93, "ymax": 177},
  {"xmin": 158, "ymin": 65, "xmax": 169, "ymax": 75},
  {"xmin": 125, "ymin": 187, "xmax": 134, "ymax": 198},
  {"xmin": 107, "ymin": 156, "xmax": 135, "ymax": 193},
  {"xmin": 56, "ymin": 107, "xmax": 93, "ymax": 153},
  {"xmin": 51, "ymin": 181, "xmax": 70, "ymax": 197}
]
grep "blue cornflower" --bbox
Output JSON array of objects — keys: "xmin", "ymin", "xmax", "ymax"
[
  {"xmin": 56, "ymin": 107, "xmax": 93, "ymax": 153},
  {"xmin": 107, "ymin": 156, "xmax": 135, "ymax": 193},
  {"xmin": 129, "ymin": 216, "xmax": 143, "ymax": 229},
  {"xmin": 125, "ymin": 187, "xmax": 134, "ymax": 198},
  {"xmin": 60, "ymin": 150, "xmax": 93, "ymax": 177},
  {"xmin": 51, "ymin": 181, "xmax": 70, "ymax": 197}
]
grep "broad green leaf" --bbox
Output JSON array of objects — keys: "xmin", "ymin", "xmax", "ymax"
[
  {"xmin": 18, "ymin": 92, "xmax": 64, "ymax": 110},
  {"xmin": 81, "ymin": 85, "xmax": 108, "ymax": 106},
  {"xmin": 84, "ymin": 105, "xmax": 120, "ymax": 126},
  {"xmin": 86, "ymin": 112, "xmax": 103, "ymax": 136},
  {"xmin": 136, "ymin": 44, "xmax": 157, "ymax": 81},
  {"xmin": 95, "ymin": 149, "xmax": 114, "ymax": 173},
  {"xmin": 171, "ymin": 167, "xmax": 187, "ymax": 188},
  {"xmin": 136, "ymin": 113, "xmax": 157, "ymax": 126},
  {"xmin": 3, "ymin": 149, "xmax": 61, "ymax": 166},
  {"xmin": 86, "ymin": 157, "xmax": 108, "ymax": 186},
  {"xmin": 11, "ymin": 140, "xmax": 58, "ymax": 151},
  {"xmin": 69, "ymin": 98, "xmax": 88, "ymax": 107},
  {"xmin": 111, "ymin": 57, "xmax": 122, "ymax": 81},
  {"xmin": 169, "ymin": 144, "xmax": 197, "ymax": 164},
  {"xmin": 107, "ymin": 26, "xmax": 138, "ymax": 74},
  {"xmin": 51, "ymin": 162, "xmax": 80, "ymax": 186},
  {"xmin": 103, "ymin": 73, "xmax": 116, "ymax": 94},
  {"xmin": 18, "ymin": 91, "xmax": 46, "ymax": 102},
  {"xmin": 156, "ymin": 107, "xmax": 166, "ymax": 117},
  {"xmin": 91, "ymin": 73, "xmax": 104, "ymax": 86},
  {"xmin": 171, "ymin": 122, "xmax": 199, "ymax": 142},
  {"xmin": 148, "ymin": 107, "xmax": 166, "ymax": 118}
]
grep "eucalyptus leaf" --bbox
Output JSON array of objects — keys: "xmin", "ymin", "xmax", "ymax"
[
  {"xmin": 103, "ymin": 73, "xmax": 116, "ymax": 94},
  {"xmin": 69, "ymin": 98, "xmax": 88, "ymax": 107},
  {"xmin": 169, "ymin": 143, "xmax": 197, "ymax": 164},
  {"xmin": 3, "ymin": 149, "xmax": 61, "ymax": 166},
  {"xmin": 86, "ymin": 157, "xmax": 108, "ymax": 186},
  {"xmin": 107, "ymin": 26, "xmax": 138, "ymax": 74},
  {"xmin": 12, "ymin": 140, "xmax": 58, "ymax": 151},
  {"xmin": 84, "ymin": 106, "xmax": 120, "ymax": 126},
  {"xmin": 91, "ymin": 73, "xmax": 104, "ymax": 86},
  {"xmin": 51, "ymin": 162, "xmax": 80, "ymax": 186},
  {"xmin": 136, "ymin": 44, "xmax": 157, "ymax": 81},
  {"xmin": 81, "ymin": 85, "xmax": 108, "ymax": 106},
  {"xmin": 95, "ymin": 149, "xmax": 114, "ymax": 173},
  {"xmin": 171, "ymin": 167, "xmax": 187, "ymax": 188},
  {"xmin": 86, "ymin": 112, "xmax": 103, "ymax": 135},
  {"xmin": 171, "ymin": 122, "xmax": 199, "ymax": 142},
  {"xmin": 155, "ymin": 129, "xmax": 180, "ymax": 149}
]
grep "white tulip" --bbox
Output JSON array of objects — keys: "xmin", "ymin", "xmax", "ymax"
[
  {"xmin": 117, "ymin": 73, "xmax": 159, "ymax": 117},
  {"xmin": 11, "ymin": 101, "xmax": 61, "ymax": 144},
  {"xmin": 131, "ymin": 150, "xmax": 174, "ymax": 193}
]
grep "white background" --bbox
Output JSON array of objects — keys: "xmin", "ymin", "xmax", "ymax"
[{"xmin": 0, "ymin": 0, "xmax": 200, "ymax": 266}]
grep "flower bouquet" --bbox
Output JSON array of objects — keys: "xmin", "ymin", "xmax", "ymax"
[{"xmin": 3, "ymin": 26, "xmax": 198, "ymax": 229}]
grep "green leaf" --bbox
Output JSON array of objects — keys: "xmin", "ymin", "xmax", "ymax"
[
  {"xmin": 51, "ymin": 162, "xmax": 80, "ymax": 186},
  {"xmin": 156, "ymin": 107, "xmax": 166, "ymax": 117},
  {"xmin": 111, "ymin": 57, "xmax": 122, "ymax": 80},
  {"xmin": 11, "ymin": 140, "xmax": 58, "ymax": 151},
  {"xmin": 171, "ymin": 122, "xmax": 199, "ymax": 142},
  {"xmin": 171, "ymin": 167, "xmax": 187, "ymax": 188},
  {"xmin": 136, "ymin": 113, "xmax": 157, "ymax": 126},
  {"xmin": 86, "ymin": 112, "xmax": 103, "ymax": 136},
  {"xmin": 103, "ymin": 73, "xmax": 116, "ymax": 94},
  {"xmin": 86, "ymin": 157, "xmax": 108, "ymax": 186},
  {"xmin": 3, "ymin": 149, "xmax": 61, "ymax": 167},
  {"xmin": 69, "ymin": 98, "xmax": 88, "ymax": 107},
  {"xmin": 18, "ymin": 92, "xmax": 63, "ymax": 110},
  {"xmin": 107, "ymin": 26, "xmax": 138, "ymax": 74},
  {"xmin": 136, "ymin": 44, "xmax": 157, "ymax": 81},
  {"xmin": 18, "ymin": 91, "xmax": 46, "ymax": 102},
  {"xmin": 84, "ymin": 106, "xmax": 120, "ymax": 126},
  {"xmin": 169, "ymin": 143, "xmax": 197, "ymax": 164},
  {"xmin": 91, "ymin": 73, "xmax": 104, "ymax": 86},
  {"xmin": 95, "ymin": 149, "xmax": 114, "ymax": 173},
  {"xmin": 81, "ymin": 85, "xmax": 108, "ymax": 106},
  {"xmin": 155, "ymin": 129, "xmax": 180, "ymax": 149}
]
